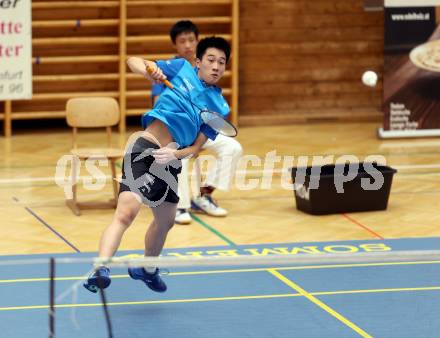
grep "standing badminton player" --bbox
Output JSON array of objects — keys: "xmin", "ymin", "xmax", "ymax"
[{"xmin": 84, "ymin": 36, "xmax": 232, "ymax": 293}]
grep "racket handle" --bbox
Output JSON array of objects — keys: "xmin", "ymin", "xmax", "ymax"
[{"xmin": 146, "ymin": 64, "xmax": 173, "ymax": 89}]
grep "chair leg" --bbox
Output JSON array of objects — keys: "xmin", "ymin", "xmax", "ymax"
[
  {"xmin": 66, "ymin": 199, "xmax": 81, "ymax": 216},
  {"xmin": 66, "ymin": 156, "xmax": 81, "ymax": 216},
  {"xmin": 110, "ymin": 159, "xmax": 119, "ymax": 208}
]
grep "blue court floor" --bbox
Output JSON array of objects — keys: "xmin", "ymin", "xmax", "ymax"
[{"xmin": 1, "ymin": 237, "xmax": 440, "ymax": 338}]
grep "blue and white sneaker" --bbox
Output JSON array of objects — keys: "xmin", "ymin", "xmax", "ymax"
[
  {"xmin": 83, "ymin": 266, "xmax": 111, "ymax": 293},
  {"xmin": 128, "ymin": 267, "xmax": 167, "ymax": 293},
  {"xmin": 191, "ymin": 195, "xmax": 227, "ymax": 217}
]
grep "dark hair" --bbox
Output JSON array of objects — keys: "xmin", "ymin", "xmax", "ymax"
[
  {"xmin": 196, "ymin": 36, "xmax": 231, "ymax": 63},
  {"xmin": 169, "ymin": 20, "xmax": 199, "ymax": 44}
]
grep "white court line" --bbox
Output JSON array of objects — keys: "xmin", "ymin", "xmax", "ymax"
[
  {"xmin": 0, "ymin": 175, "xmax": 120, "ymax": 184},
  {"xmin": 393, "ymin": 164, "xmax": 440, "ymax": 170},
  {"xmin": 241, "ymin": 164, "xmax": 440, "ymax": 173},
  {"xmin": 1, "ymin": 163, "xmax": 440, "ymax": 185}
]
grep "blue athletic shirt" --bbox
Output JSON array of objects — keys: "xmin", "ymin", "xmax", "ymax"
[
  {"xmin": 151, "ymin": 81, "xmax": 167, "ymax": 99},
  {"xmin": 142, "ymin": 58, "xmax": 230, "ymax": 148}
]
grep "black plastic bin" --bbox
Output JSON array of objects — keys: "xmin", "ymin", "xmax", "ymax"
[{"xmin": 290, "ymin": 162, "xmax": 397, "ymax": 215}]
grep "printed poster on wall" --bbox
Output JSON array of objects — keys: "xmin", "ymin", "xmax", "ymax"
[
  {"xmin": 380, "ymin": 0, "xmax": 440, "ymax": 138},
  {"xmin": 0, "ymin": 0, "xmax": 32, "ymax": 100}
]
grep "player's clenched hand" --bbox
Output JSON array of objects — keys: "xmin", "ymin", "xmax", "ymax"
[
  {"xmin": 152, "ymin": 144, "xmax": 178, "ymax": 164},
  {"xmin": 144, "ymin": 61, "xmax": 167, "ymax": 83}
]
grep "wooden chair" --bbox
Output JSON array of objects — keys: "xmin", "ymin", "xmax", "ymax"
[{"xmin": 65, "ymin": 97, "xmax": 124, "ymax": 216}]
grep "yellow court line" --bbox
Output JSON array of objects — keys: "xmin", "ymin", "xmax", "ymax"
[
  {"xmin": 313, "ymin": 286, "xmax": 440, "ymax": 296},
  {"xmin": 2, "ymin": 259, "xmax": 440, "ymax": 284},
  {"xmin": 0, "ymin": 293, "xmax": 300, "ymax": 311},
  {"xmin": 268, "ymin": 269, "xmax": 372, "ymax": 338},
  {"xmin": 1, "ymin": 285, "xmax": 440, "ymax": 312}
]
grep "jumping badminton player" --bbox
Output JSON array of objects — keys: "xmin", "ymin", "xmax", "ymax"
[
  {"xmin": 153, "ymin": 20, "xmax": 242, "ymax": 225},
  {"xmin": 84, "ymin": 36, "xmax": 231, "ymax": 293}
]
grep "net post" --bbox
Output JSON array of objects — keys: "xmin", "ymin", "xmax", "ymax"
[
  {"xmin": 96, "ymin": 268, "xmax": 114, "ymax": 338},
  {"xmin": 49, "ymin": 257, "xmax": 55, "ymax": 338}
]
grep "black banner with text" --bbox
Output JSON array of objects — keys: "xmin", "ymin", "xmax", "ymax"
[{"xmin": 383, "ymin": 1, "xmax": 440, "ymax": 134}]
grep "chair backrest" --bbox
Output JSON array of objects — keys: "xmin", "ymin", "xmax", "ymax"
[
  {"xmin": 66, "ymin": 97, "xmax": 120, "ymax": 128},
  {"xmin": 66, "ymin": 97, "xmax": 120, "ymax": 149}
]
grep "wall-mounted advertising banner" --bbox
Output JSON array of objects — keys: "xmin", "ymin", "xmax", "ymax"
[
  {"xmin": 379, "ymin": 0, "xmax": 440, "ymax": 138},
  {"xmin": 0, "ymin": 0, "xmax": 32, "ymax": 100}
]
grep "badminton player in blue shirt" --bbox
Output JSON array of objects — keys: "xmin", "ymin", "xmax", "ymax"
[
  {"xmin": 84, "ymin": 36, "xmax": 232, "ymax": 293},
  {"xmin": 153, "ymin": 20, "xmax": 242, "ymax": 225}
]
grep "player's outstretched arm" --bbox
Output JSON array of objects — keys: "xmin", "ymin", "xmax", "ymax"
[{"xmin": 126, "ymin": 57, "xmax": 167, "ymax": 83}]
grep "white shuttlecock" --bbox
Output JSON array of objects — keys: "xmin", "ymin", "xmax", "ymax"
[{"xmin": 362, "ymin": 71, "xmax": 378, "ymax": 87}]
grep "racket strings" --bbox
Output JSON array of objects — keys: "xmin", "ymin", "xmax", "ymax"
[{"xmin": 201, "ymin": 110, "xmax": 237, "ymax": 137}]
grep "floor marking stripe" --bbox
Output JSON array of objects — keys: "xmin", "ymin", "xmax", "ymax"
[
  {"xmin": 268, "ymin": 269, "xmax": 372, "ymax": 338},
  {"xmin": 2, "ymin": 162, "xmax": 440, "ymax": 185},
  {"xmin": 190, "ymin": 213, "xmax": 237, "ymax": 247},
  {"xmin": 2, "ymin": 286, "xmax": 440, "ymax": 312},
  {"xmin": 12, "ymin": 197, "xmax": 80, "ymax": 253},
  {"xmin": 0, "ymin": 293, "xmax": 299, "ymax": 311},
  {"xmin": 341, "ymin": 213, "xmax": 384, "ymax": 240},
  {"xmin": 2, "ymin": 259, "xmax": 440, "ymax": 283}
]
